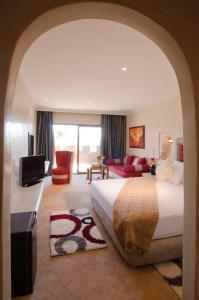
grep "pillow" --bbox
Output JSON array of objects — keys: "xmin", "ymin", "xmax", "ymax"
[
  {"xmin": 104, "ymin": 159, "xmax": 115, "ymax": 165},
  {"xmin": 114, "ymin": 158, "xmax": 121, "ymax": 165},
  {"xmin": 104, "ymin": 158, "xmax": 122, "ymax": 165},
  {"xmin": 124, "ymin": 164, "xmax": 150, "ymax": 173},
  {"xmin": 156, "ymin": 158, "xmax": 174, "ymax": 182},
  {"xmin": 123, "ymin": 155, "xmax": 134, "ymax": 165},
  {"xmin": 168, "ymin": 164, "xmax": 184, "ymax": 184},
  {"xmin": 132, "ymin": 157, "xmax": 146, "ymax": 165}
]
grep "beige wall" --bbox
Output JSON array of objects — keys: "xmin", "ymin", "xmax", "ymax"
[
  {"xmin": 53, "ymin": 112, "xmax": 101, "ymax": 125},
  {"xmin": 127, "ymin": 96, "xmax": 183, "ymax": 159},
  {"xmin": 11, "ymin": 76, "xmax": 36, "ymax": 192}
]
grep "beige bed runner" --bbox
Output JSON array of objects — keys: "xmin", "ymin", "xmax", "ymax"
[{"xmin": 113, "ymin": 176, "xmax": 159, "ymax": 255}]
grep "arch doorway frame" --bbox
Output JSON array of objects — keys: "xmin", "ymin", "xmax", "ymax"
[{"xmin": 1, "ymin": 2, "xmax": 198, "ymax": 300}]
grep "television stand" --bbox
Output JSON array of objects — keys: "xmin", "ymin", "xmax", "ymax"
[
  {"xmin": 11, "ymin": 178, "xmax": 45, "ymax": 215},
  {"xmin": 11, "ymin": 178, "xmax": 45, "ymax": 296},
  {"xmin": 11, "ymin": 212, "xmax": 37, "ymax": 296}
]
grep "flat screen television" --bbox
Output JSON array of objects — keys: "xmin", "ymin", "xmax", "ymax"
[{"xmin": 19, "ymin": 155, "xmax": 45, "ymax": 187}]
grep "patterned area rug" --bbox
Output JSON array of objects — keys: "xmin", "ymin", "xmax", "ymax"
[
  {"xmin": 50, "ymin": 208, "xmax": 107, "ymax": 256},
  {"xmin": 154, "ymin": 258, "xmax": 182, "ymax": 299}
]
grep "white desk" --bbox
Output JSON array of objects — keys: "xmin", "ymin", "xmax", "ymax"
[{"xmin": 11, "ymin": 179, "xmax": 45, "ymax": 214}]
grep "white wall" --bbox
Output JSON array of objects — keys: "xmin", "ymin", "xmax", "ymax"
[
  {"xmin": 11, "ymin": 76, "xmax": 36, "ymax": 193},
  {"xmin": 53, "ymin": 112, "xmax": 101, "ymax": 125},
  {"xmin": 127, "ymin": 96, "xmax": 183, "ymax": 159}
]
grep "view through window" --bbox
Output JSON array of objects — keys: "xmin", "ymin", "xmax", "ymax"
[
  {"xmin": 53, "ymin": 124, "xmax": 101, "ymax": 173},
  {"xmin": 53, "ymin": 125, "xmax": 78, "ymax": 172},
  {"xmin": 79, "ymin": 126, "xmax": 101, "ymax": 172}
]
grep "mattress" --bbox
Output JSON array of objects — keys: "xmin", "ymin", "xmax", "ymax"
[{"xmin": 91, "ymin": 178, "xmax": 184, "ymax": 240}]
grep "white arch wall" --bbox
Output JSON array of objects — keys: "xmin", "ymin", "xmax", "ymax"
[{"xmin": 0, "ymin": 2, "xmax": 198, "ymax": 299}]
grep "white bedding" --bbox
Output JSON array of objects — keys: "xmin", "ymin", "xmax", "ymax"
[{"xmin": 91, "ymin": 178, "xmax": 184, "ymax": 240}]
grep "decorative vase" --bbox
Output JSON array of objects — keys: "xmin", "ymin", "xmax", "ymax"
[{"xmin": 150, "ymin": 165, "xmax": 156, "ymax": 175}]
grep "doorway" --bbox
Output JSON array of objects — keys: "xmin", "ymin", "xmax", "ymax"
[
  {"xmin": 0, "ymin": 2, "xmax": 197, "ymax": 300},
  {"xmin": 53, "ymin": 124, "xmax": 101, "ymax": 173}
]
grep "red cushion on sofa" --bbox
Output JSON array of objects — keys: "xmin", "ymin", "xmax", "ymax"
[
  {"xmin": 141, "ymin": 164, "xmax": 150, "ymax": 172},
  {"xmin": 132, "ymin": 157, "xmax": 146, "ymax": 165},
  {"xmin": 123, "ymin": 155, "xmax": 134, "ymax": 165}
]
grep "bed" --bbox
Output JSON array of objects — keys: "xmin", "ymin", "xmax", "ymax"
[{"xmin": 91, "ymin": 178, "xmax": 183, "ymax": 266}]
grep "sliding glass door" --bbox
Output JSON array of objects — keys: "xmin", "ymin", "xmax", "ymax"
[
  {"xmin": 53, "ymin": 124, "xmax": 78, "ymax": 173},
  {"xmin": 53, "ymin": 124, "xmax": 101, "ymax": 173},
  {"xmin": 78, "ymin": 126, "xmax": 101, "ymax": 173}
]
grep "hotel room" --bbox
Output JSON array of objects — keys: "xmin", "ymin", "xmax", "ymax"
[
  {"xmin": 0, "ymin": 2, "xmax": 198, "ymax": 300},
  {"xmin": 10, "ymin": 18, "xmax": 184, "ymax": 300}
]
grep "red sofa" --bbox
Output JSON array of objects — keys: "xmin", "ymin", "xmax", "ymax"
[{"xmin": 104, "ymin": 155, "xmax": 150, "ymax": 178}]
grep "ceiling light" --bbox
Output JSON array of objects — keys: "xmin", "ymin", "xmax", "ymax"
[
  {"xmin": 44, "ymin": 98, "xmax": 48, "ymax": 102},
  {"xmin": 122, "ymin": 67, "xmax": 127, "ymax": 71}
]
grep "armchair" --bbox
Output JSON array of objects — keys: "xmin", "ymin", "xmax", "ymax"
[{"xmin": 52, "ymin": 151, "xmax": 73, "ymax": 184}]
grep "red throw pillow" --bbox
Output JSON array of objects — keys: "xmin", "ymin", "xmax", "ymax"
[
  {"xmin": 132, "ymin": 157, "xmax": 146, "ymax": 165},
  {"xmin": 123, "ymin": 155, "xmax": 134, "ymax": 165}
]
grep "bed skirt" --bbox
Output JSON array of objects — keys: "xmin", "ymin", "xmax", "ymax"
[{"xmin": 91, "ymin": 196, "xmax": 182, "ymax": 267}]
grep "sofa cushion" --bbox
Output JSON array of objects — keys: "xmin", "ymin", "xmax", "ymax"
[
  {"xmin": 132, "ymin": 157, "xmax": 146, "ymax": 165},
  {"xmin": 123, "ymin": 155, "xmax": 134, "ymax": 165},
  {"xmin": 104, "ymin": 158, "xmax": 122, "ymax": 165},
  {"xmin": 124, "ymin": 164, "xmax": 150, "ymax": 173},
  {"xmin": 104, "ymin": 159, "xmax": 115, "ymax": 165},
  {"xmin": 114, "ymin": 158, "xmax": 122, "ymax": 165}
]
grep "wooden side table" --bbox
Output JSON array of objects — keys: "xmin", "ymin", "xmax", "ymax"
[{"xmin": 87, "ymin": 163, "xmax": 109, "ymax": 184}]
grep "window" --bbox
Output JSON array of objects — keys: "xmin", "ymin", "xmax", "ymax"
[{"xmin": 53, "ymin": 124, "xmax": 101, "ymax": 173}]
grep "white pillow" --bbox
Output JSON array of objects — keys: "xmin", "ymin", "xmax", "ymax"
[
  {"xmin": 156, "ymin": 159, "xmax": 174, "ymax": 182},
  {"xmin": 132, "ymin": 157, "xmax": 139, "ymax": 165},
  {"xmin": 168, "ymin": 164, "xmax": 184, "ymax": 184}
]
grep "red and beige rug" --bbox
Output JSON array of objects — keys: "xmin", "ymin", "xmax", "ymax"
[{"xmin": 50, "ymin": 208, "xmax": 107, "ymax": 256}]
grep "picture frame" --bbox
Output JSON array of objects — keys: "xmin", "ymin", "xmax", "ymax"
[{"xmin": 129, "ymin": 126, "xmax": 145, "ymax": 148}]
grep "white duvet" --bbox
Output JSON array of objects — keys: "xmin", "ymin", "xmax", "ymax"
[{"xmin": 91, "ymin": 178, "xmax": 184, "ymax": 240}]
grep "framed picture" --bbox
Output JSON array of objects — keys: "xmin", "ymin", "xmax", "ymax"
[{"xmin": 129, "ymin": 126, "xmax": 145, "ymax": 148}]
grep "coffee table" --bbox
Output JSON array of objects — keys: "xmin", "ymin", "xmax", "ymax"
[{"xmin": 87, "ymin": 163, "xmax": 109, "ymax": 184}]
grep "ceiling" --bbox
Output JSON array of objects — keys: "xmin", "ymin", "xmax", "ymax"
[{"xmin": 19, "ymin": 19, "xmax": 180, "ymax": 114}]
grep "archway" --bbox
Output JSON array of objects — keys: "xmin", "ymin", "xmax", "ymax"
[{"xmin": 1, "ymin": 3, "xmax": 197, "ymax": 299}]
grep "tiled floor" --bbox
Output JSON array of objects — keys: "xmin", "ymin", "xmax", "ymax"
[{"xmin": 13, "ymin": 175, "xmax": 179, "ymax": 300}]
